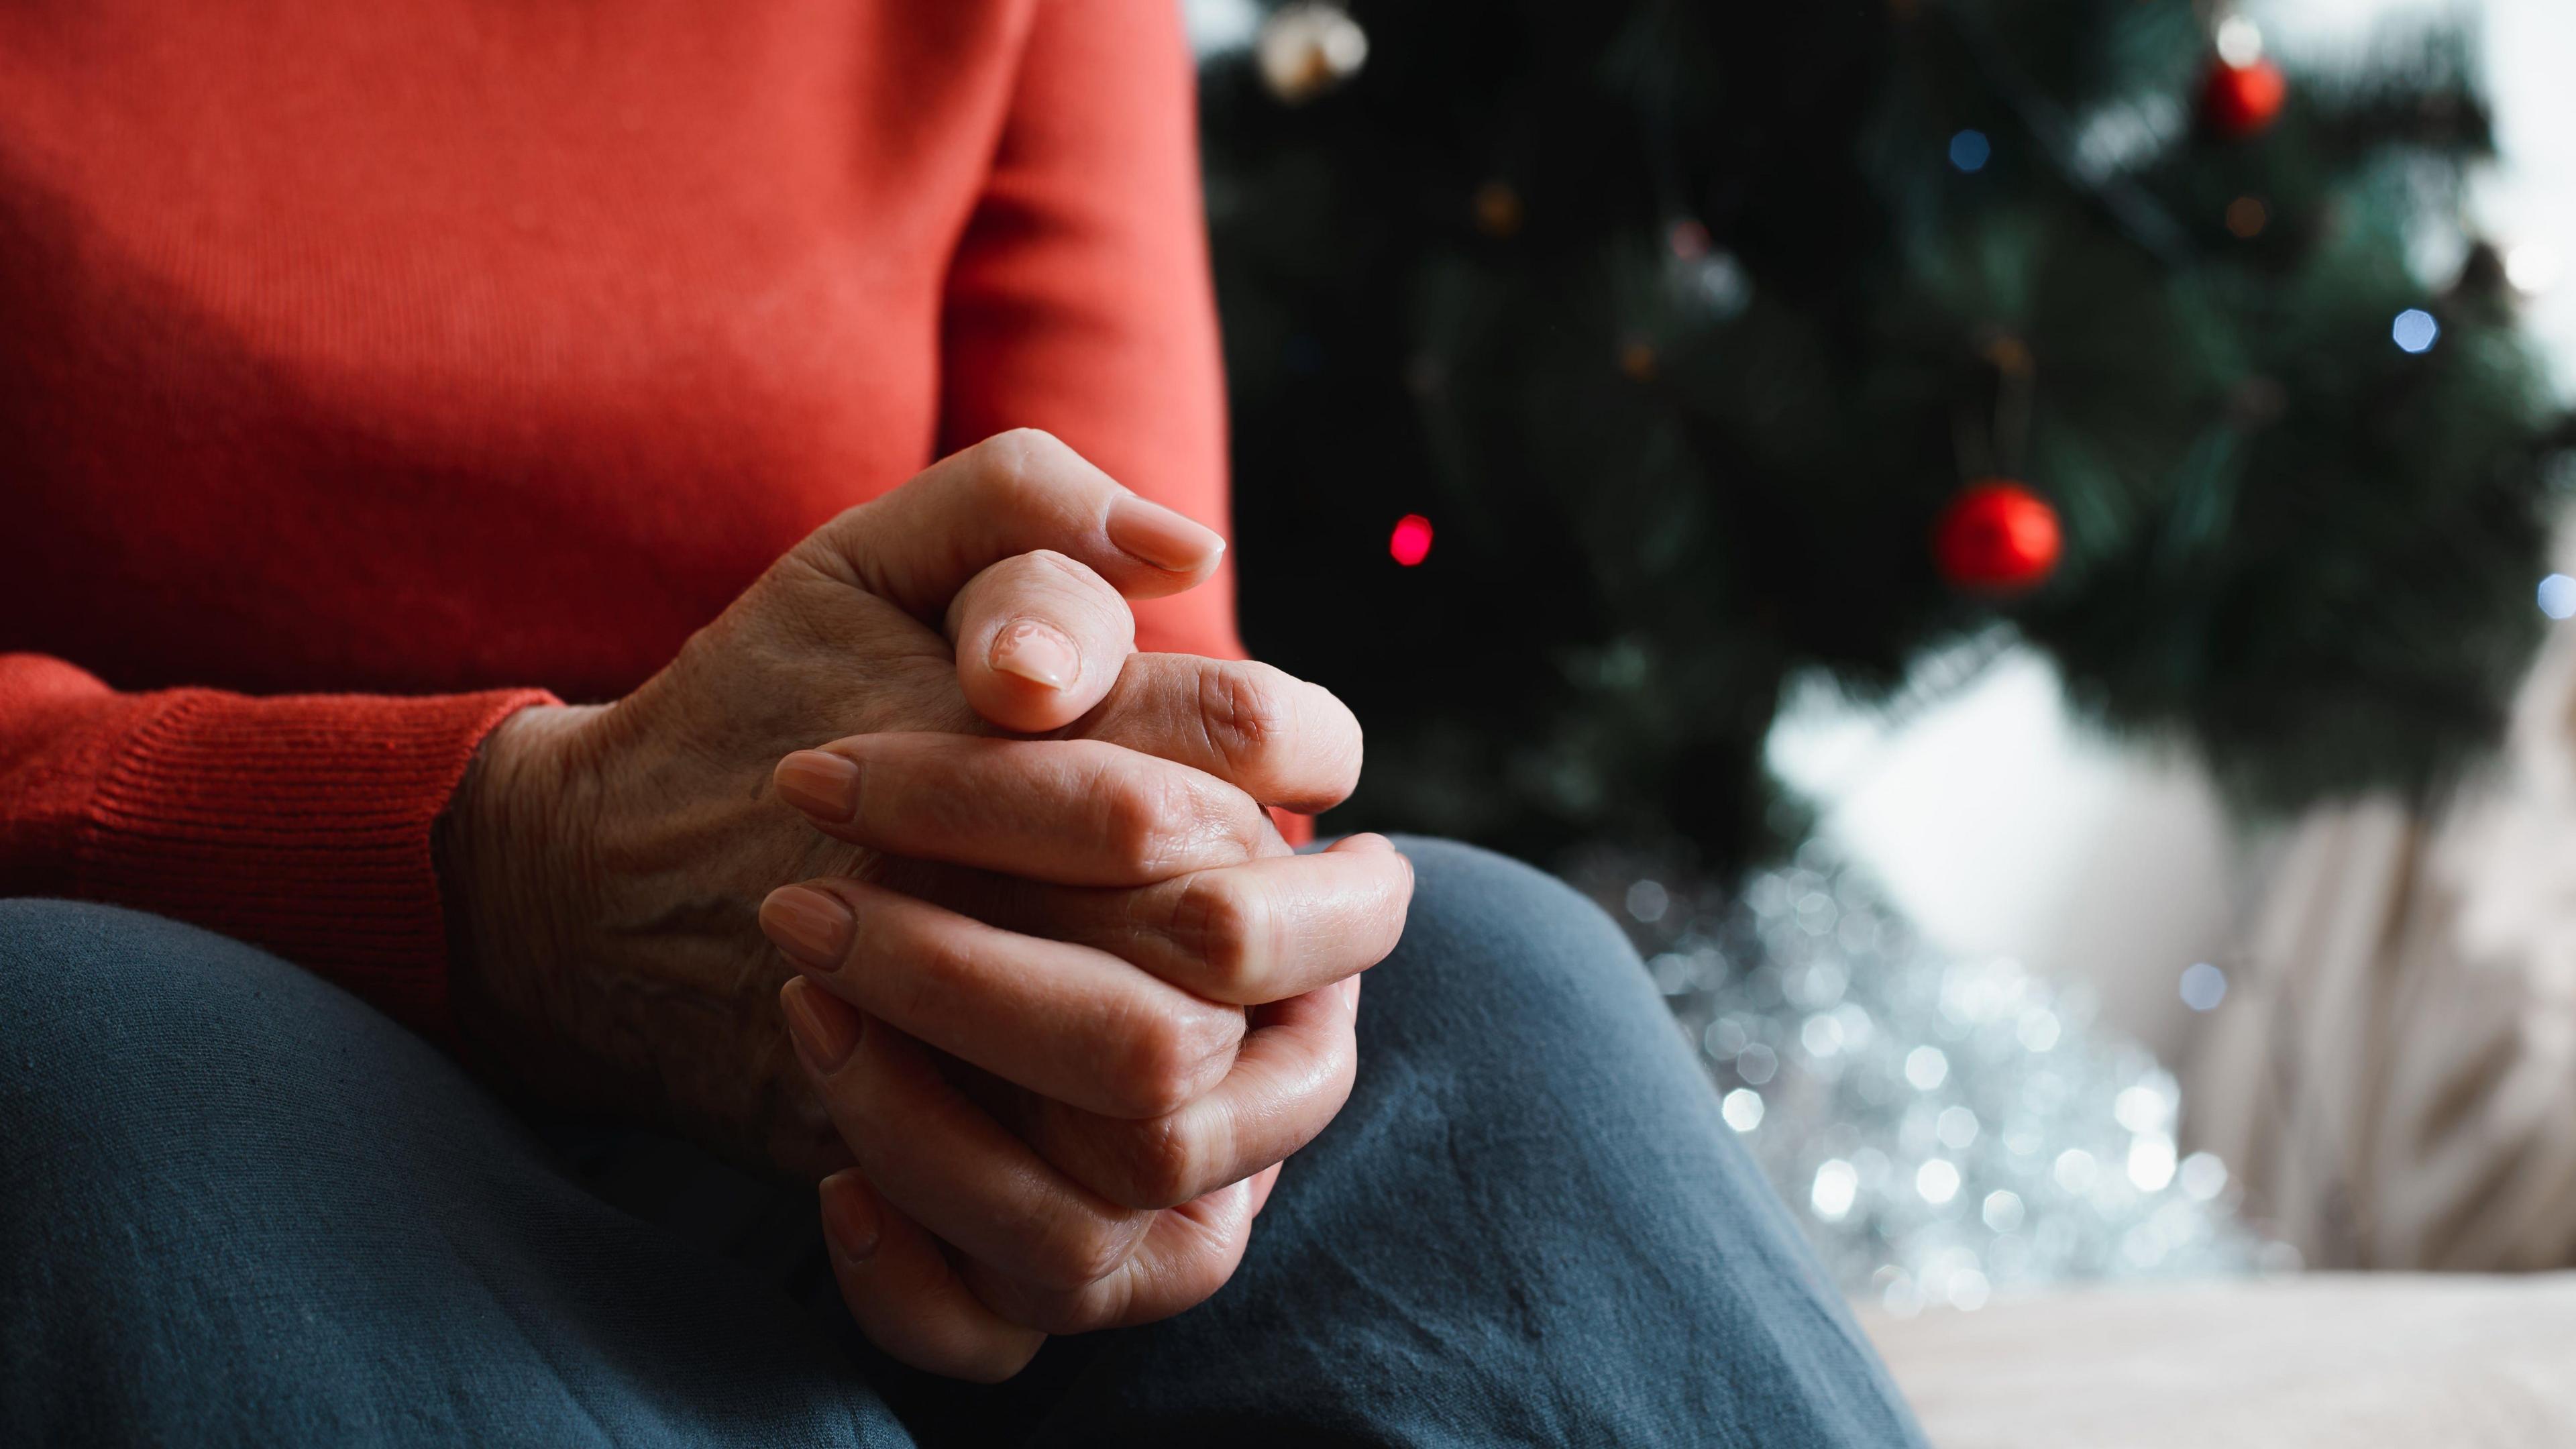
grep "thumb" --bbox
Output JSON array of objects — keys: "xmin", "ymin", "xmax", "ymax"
[
  {"xmin": 944, "ymin": 549, "xmax": 1137, "ymax": 734},
  {"xmin": 800, "ymin": 429, "xmax": 1226, "ymax": 623}
]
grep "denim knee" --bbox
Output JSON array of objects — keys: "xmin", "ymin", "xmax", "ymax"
[
  {"xmin": 0, "ymin": 900, "xmax": 900, "ymax": 1449},
  {"xmin": 0, "ymin": 896, "xmax": 149, "ymax": 992},
  {"xmin": 1359, "ymin": 837, "xmax": 1669, "ymax": 1077},
  {"xmin": 1, "ymin": 896, "xmax": 267, "ymax": 1014},
  {"xmin": 0, "ymin": 898, "xmax": 231, "ymax": 1085},
  {"xmin": 0, "ymin": 897, "xmax": 455, "ymax": 1176},
  {"xmin": 1213, "ymin": 845, "xmax": 1924, "ymax": 1448},
  {"xmin": 1385, "ymin": 837, "xmax": 1638, "ymax": 969}
]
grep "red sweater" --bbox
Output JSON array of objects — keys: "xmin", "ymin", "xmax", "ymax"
[{"xmin": 0, "ymin": 0, "xmax": 1242, "ymax": 1033}]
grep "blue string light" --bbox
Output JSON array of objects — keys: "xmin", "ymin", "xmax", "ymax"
[
  {"xmin": 2540, "ymin": 573, "xmax": 2576, "ymax": 621},
  {"xmin": 2392, "ymin": 309, "xmax": 2440, "ymax": 354}
]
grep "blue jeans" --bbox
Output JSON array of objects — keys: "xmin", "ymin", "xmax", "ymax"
[{"xmin": 0, "ymin": 840, "xmax": 1924, "ymax": 1446}]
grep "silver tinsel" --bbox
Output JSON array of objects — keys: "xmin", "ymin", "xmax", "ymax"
[{"xmin": 1572, "ymin": 840, "xmax": 2283, "ymax": 1319}]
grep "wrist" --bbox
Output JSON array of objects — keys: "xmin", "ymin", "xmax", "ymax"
[{"xmin": 435, "ymin": 702, "xmax": 607, "ymax": 1073}]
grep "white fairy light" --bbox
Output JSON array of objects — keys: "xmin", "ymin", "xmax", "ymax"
[
  {"xmin": 1813, "ymin": 1160, "xmax": 1860, "ymax": 1221},
  {"xmin": 2506, "ymin": 241, "xmax": 2562, "ymax": 295},
  {"xmin": 1721, "ymin": 1087, "xmax": 1766, "ymax": 1132},
  {"xmin": 2216, "ymin": 17, "xmax": 2265, "ymax": 68}
]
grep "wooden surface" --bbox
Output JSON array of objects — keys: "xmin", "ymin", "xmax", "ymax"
[{"xmin": 1862, "ymin": 1273, "xmax": 2576, "ymax": 1448}]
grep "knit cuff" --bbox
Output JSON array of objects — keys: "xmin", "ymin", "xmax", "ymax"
[{"xmin": 71, "ymin": 688, "xmax": 557, "ymax": 1034}]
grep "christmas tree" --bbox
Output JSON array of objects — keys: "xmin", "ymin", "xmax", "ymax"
[{"xmin": 1205, "ymin": 0, "xmax": 2569, "ymax": 869}]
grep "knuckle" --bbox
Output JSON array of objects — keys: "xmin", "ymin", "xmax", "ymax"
[
  {"xmin": 1096, "ymin": 768, "xmax": 1196, "ymax": 877},
  {"xmin": 1112, "ymin": 1006, "xmax": 1234, "ymax": 1120},
  {"xmin": 969, "ymin": 429, "xmax": 1073, "ymax": 509},
  {"xmin": 1110, "ymin": 1115, "xmax": 1203, "ymax": 1210},
  {"xmin": 962, "ymin": 435, "xmax": 1032, "ymax": 513},
  {"xmin": 1114, "ymin": 1015, "xmax": 1198, "ymax": 1120},
  {"xmin": 1195, "ymin": 662, "xmax": 1295, "ymax": 782},
  {"xmin": 1165, "ymin": 872, "xmax": 1266, "ymax": 998},
  {"xmin": 788, "ymin": 503, "xmax": 877, "ymax": 586},
  {"xmin": 1046, "ymin": 1218, "xmax": 1130, "ymax": 1292},
  {"xmin": 1022, "ymin": 547, "xmax": 1098, "ymax": 590},
  {"xmin": 1147, "ymin": 1224, "xmax": 1250, "ymax": 1322},
  {"xmin": 881, "ymin": 920, "xmax": 973, "ymax": 1023},
  {"xmin": 1016, "ymin": 1285, "xmax": 1120, "ymax": 1338},
  {"xmin": 991, "ymin": 425, "xmax": 1069, "ymax": 462}
]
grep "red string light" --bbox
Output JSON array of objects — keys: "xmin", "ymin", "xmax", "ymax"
[{"xmin": 1388, "ymin": 513, "xmax": 1434, "ymax": 566}]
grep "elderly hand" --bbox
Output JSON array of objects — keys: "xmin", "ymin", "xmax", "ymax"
[
  {"xmin": 763, "ymin": 763, "xmax": 1406, "ymax": 1380},
  {"xmin": 437, "ymin": 432, "xmax": 1408, "ymax": 1373}
]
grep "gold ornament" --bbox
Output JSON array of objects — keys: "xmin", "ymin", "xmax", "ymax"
[{"xmin": 1258, "ymin": 4, "xmax": 1368, "ymax": 105}]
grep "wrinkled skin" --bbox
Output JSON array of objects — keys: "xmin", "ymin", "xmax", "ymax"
[{"xmin": 436, "ymin": 431, "xmax": 1410, "ymax": 1378}]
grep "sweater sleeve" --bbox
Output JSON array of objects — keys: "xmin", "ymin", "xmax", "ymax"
[
  {"xmin": 0, "ymin": 653, "xmax": 552, "ymax": 1034},
  {"xmin": 938, "ymin": 0, "xmax": 1238, "ymax": 665}
]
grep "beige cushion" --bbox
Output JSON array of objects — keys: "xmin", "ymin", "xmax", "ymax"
[
  {"xmin": 2186, "ymin": 613, "xmax": 2576, "ymax": 1271},
  {"xmin": 1862, "ymin": 1274, "xmax": 2576, "ymax": 1448}
]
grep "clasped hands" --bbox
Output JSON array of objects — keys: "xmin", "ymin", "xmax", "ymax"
[{"xmin": 439, "ymin": 431, "xmax": 1409, "ymax": 1381}]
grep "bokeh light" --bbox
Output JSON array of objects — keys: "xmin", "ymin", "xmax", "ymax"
[
  {"xmin": 2215, "ymin": 17, "xmax": 2265, "ymax": 68},
  {"xmin": 2506, "ymin": 241, "xmax": 2562, "ymax": 294},
  {"xmin": 1721, "ymin": 1087, "xmax": 1765, "ymax": 1132},
  {"xmin": 2128, "ymin": 1133, "xmax": 2178, "ymax": 1192},
  {"xmin": 1388, "ymin": 513, "xmax": 1434, "ymax": 566},
  {"xmin": 1948, "ymin": 129, "xmax": 1992, "ymax": 173},
  {"xmin": 2180, "ymin": 961, "xmax": 2228, "ymax": 1012},
  {"xmin": 2178, "ymin": 1152, "xmax": 2231, "ymax": 1203},
  {"xmin": 2053, "ymin": 1148, "xmax": 2098, "ymax": 1194},
  {"xmin": 1813, "ymin": 1159, "xmax": 1859, "ymax": 1221},
  {"xmin": 2114, "ymin": 1084, "xmax": 2174, "ymax": 1134},
  {"xmin": 1599, "ymin": 845, "xmax": 2275, "ymax": 1307},
  {"xmin": 1802, "ymin": 1012, "xmax": 1845, "ymax": 1058},
  {"xmin": 2538, "ymin": 572, "xmax": 2576, "ymax": 620},
  {"xmin": 2392, "ymin": 309, "xmax": 2441, "ymax": 354},
  {"xmin": 1936, "ymin": 1105, "xmax": 1981, "ymax": 1149}
]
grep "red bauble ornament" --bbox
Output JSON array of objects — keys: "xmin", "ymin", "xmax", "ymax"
[
  {"xmin": 2202, "ymin": 58, "xmax": 2288, "ymax": 138},
  {"xmin": 1934, "ymin": 481, "xmax": 2061, "ymax": 594}
]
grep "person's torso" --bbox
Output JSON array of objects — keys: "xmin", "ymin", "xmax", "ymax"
[{"xmin": 1, "ymin": 0, "xmax": 1031, "ymax": 699}]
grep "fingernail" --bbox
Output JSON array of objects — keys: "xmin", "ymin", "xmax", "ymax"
[
  {"xmin": 1342, "ymin": 975, "xmax": 1363, "ymax": 1011},
  {"xmin": 989, "ymin": 618, "xmax": 1081, "ymax": 690},
  {"xmin": 762, "ymin": 884, "xmax": 855, "ymax": 973},
  {"xmin": 820, "ymin": 1170, "xmax": 882, "ymax": 1261},
  {"xmin": 1106, "ymin": 495, "xmax": 1226, "ymax": 573},
  {"xmin": 782, "ymin": 977, "xmax": 862, "ymax": 1074},
  {"xmin": 775, "ymin": 751, "xmax": 860, "ymax": 823}
]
